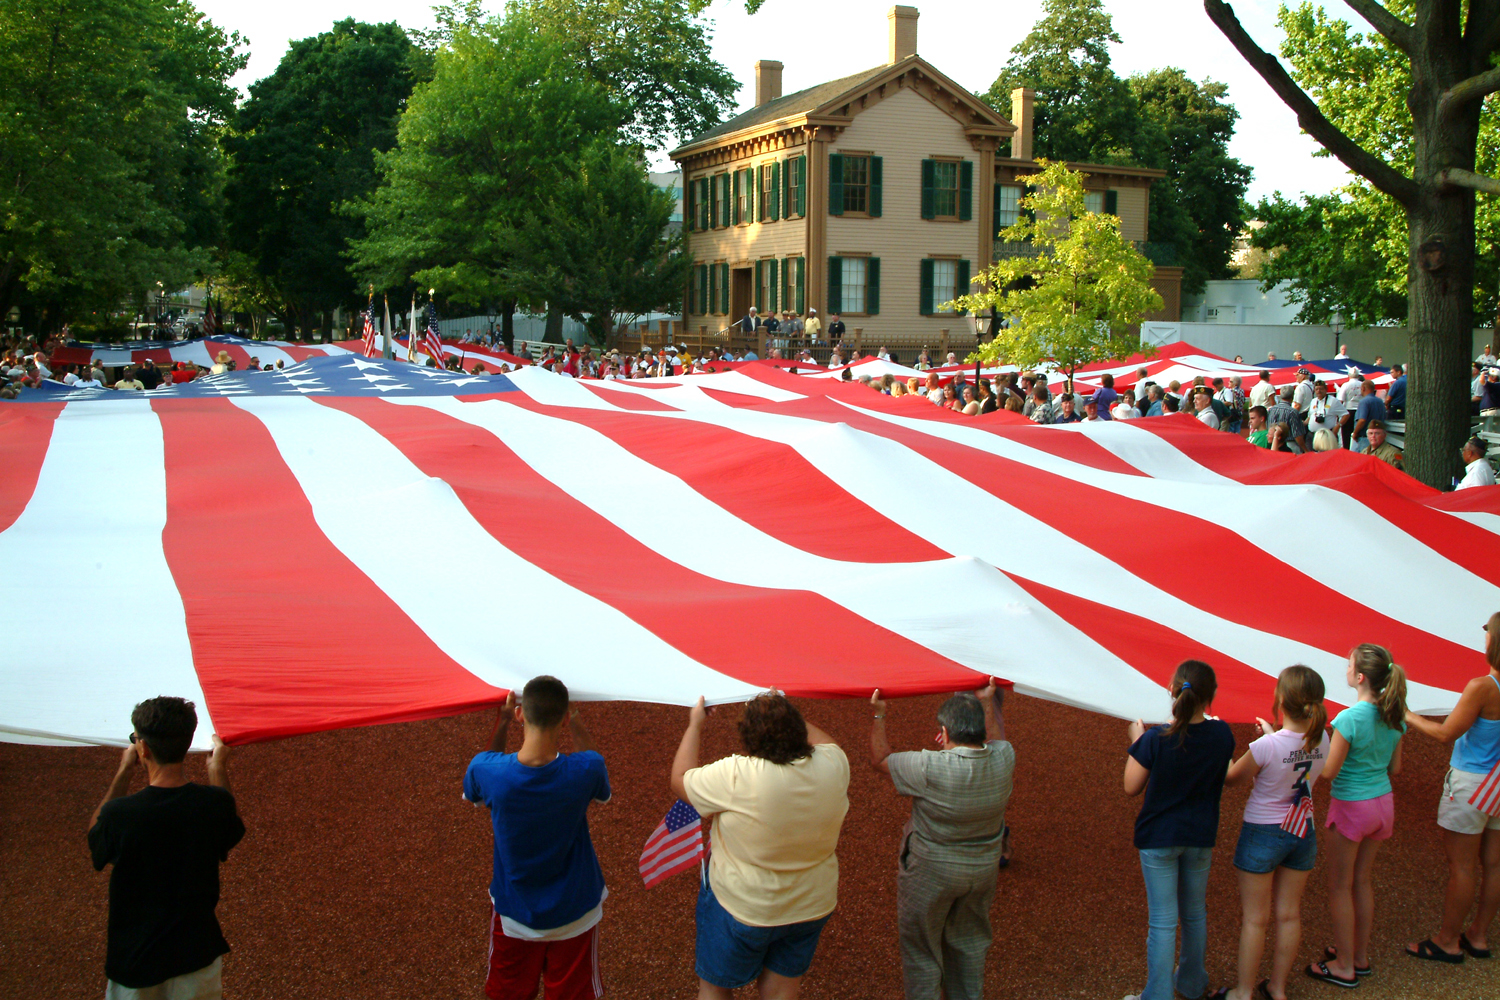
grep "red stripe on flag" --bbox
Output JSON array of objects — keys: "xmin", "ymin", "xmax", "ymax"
[
  {"xmin": 272, "ymin": 344, "xmax": 331, "ymax": 364},
  {"xmin": 753, "ymin": 395, "xmax": 1485, "ymax": 694},
  {"xmin": 319, "ymin": 397, "xmax": 981, "ymax": 697},
  {"xmin": 0, "ymin": 403, "xmax": 64, "ymax": 532},
  {"xmin": 131, "ymin": 348, "xmax": 175, "ymax": 365},
  {"xmin": 1126, "ymin": 419, "xmax": 1500, "ymax": 588},
  {"xmin": 578, "ymin": 382, "xmax": 682, "ymax": 411},
  {"xmin": 1003, "ymin": 573, "xmax": 1333, "ymax": 721},
  {"xmin": 492, "ymin": 395, "xmax": 950, "ymax": 564},
  {"xmin": 152, "ymin": 397, "xmax": 501, "ymax": 743}
]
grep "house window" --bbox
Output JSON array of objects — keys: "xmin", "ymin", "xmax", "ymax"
[
  {"xmin": 736, "ymin": 168, "xmax": 751, "ymax": 225},
  {"xmin": 996, "ymin": 185, "xmax": 1021, "ymax": 229},
  {"xmin": 714, "ymin": 173, "xmax": 730, "ymax": 229},
  {"xmin": 931, "ymin": 259, "xmax": 958, "ymax": 311},
  {"xmin": 760, "ymin": 164, "xmax": 776, "ymax": 221},
  {"xmin": 842, "ymin": 156, "xmax": 870, "ymax": 214},
  {"xmin": 757, "ymin": 259, "xmax": 778, "ymax": 313},
  {"xmin": 1085, "ymin": 191, "xmax": 1105, "ymax": 214},
  {"xmin": 842, "ymin": 257, "xmax": 868, "ymax": 314},
  {"xmin": 786, "ymin": 156, "xmax": 805, "ymax": 218},
  {"xmin": 931, "ymin": 160, "xmax": 959, "ymax": 219}
]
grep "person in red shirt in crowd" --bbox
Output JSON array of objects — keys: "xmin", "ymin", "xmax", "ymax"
[{"xmin": 172, "ymin": 362, "xmax": 196, "ymax": 384}]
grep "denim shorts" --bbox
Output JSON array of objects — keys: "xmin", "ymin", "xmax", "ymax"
[
  {"xmin": 695, "ymin": 875, "xmax": 830, "ymax": 988},
  {"xmin": 1232, "ymin": 821, "xmax": 1317, "ymax": 874}
]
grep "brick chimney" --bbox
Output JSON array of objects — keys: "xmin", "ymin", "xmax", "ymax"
[
  {"xmin": 887, "ymin": 6, "xmax": 918, "ymax": 64},
  {"xmin": 1010, "ymin": 87, "xmax": 1035, "ymax": 160},
  {"xmin": 755, "ymin": 60, "xmax": 784, "ymax": 107}
]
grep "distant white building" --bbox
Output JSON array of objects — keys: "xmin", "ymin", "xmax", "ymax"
[
  {"xmin": 649, "ymin": 170, "xmax": 683, "ymax": 232},
  {"xmin": 1181, "ymin": 279, "xmax": 1302, "ymax": 325}
]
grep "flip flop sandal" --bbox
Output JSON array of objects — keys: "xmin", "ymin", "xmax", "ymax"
[
  {"xmin": 1460, "ymin": 933, "xmax": 1492, "ymax": 959},
  {"xmin": 1323, "ymin": 946, "xmax": 1371, "ymax": 976},
  {"xmin": 1406, "ymin": 939, "xmax": 1464, "ymax": 964},
  {"xmin": 1206, "ymin": 990, "xmax": 1231, "ymax": 1000},
  {"xmin": 1305, "ymin": 961, "xmax": 1360, "ymax": 988},
  {"xmin": 1256, "ymin": 980, "xmax": 1284, "ymax": 1000}
]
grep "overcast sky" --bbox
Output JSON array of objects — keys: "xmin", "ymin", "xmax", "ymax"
[{"xmin": 194, "ymin": 0, "xmax": 1364, "ymax": 205}]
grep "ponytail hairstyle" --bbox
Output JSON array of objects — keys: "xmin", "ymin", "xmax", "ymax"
[
  {"xmin": 1351, "ymin": 643, "xmax": 1408, "ymax": 730},
  {"xmin": 1273, "ymin": 665, "xmax": 1328, "ymax": 755},
  {"xmin": 1164, "ymin": 660, "xmax": 1217, "ymax": 746},
  {"xmin": 1485, "ymin": 612, "xmax": 1500, "ymax": 671}
]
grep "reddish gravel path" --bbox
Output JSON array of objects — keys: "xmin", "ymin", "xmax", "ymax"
[{"xmin": 0, "ymin": 693, "xmax": 1489, "ymax": 999}]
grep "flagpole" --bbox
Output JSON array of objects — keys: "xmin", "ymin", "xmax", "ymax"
[{"xmin": 382, "ymin": 294, "xmax": 393, "ymax": 359}]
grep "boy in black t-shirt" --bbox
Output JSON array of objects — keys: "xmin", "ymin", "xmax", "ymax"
[{"xmin": 88, "ymin": 697, "xmax": 245, "ymax": 1000}]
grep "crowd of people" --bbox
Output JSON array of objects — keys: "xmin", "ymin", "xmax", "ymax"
[{"xmin": 88, "ymin": 632, "xmax": 1500, "ymax": 1000}]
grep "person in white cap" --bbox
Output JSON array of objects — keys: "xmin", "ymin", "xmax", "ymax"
[
  {"xmin": 803, "ymin": 309, "xmax": 822, "ymax": 345},
  {"xmin": 1456, "ymin": 436, "xmax": 1497, "ymax": 489}
]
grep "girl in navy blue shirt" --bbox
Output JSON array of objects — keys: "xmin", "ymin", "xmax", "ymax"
[{"xmin": 1123, "ymin": 660, "xmax": 1236, "ymax": 1000}]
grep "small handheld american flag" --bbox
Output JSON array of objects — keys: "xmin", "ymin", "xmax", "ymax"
[
  {"xmin": 423, "ymin": 301, "xmax": 445, "ymax": 368},
  {"xmin": 1281, "ymin": 790, "xmax": 1314, "ymax": 837},
  {"xmin": 1470, "ymin": 760, "xmax": 1500, "ymax": 817},
  {"xmin": 639, "ymin": 799, "xmax": 704, "ymax": 888}
]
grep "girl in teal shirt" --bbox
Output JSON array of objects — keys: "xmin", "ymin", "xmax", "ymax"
[{"xmin": 1308, "ymin": 644, "xmax": 1406, "ymax": 988}]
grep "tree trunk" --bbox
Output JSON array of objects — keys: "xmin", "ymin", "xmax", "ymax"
[
  {"xmin": 1403, "ymin": 51, "xmax": 1485, "ymax": 490},
  {"xmin": 501, "ymin": 299, "xmax": 515, "ymax": 351}
]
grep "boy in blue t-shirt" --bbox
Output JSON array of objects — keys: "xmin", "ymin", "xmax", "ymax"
[{"xmin": 464, "ymin": 676, "xmax": 610, "ymax": 1000}]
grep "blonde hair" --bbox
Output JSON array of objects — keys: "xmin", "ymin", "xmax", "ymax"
[
  {"xmin": 1351, "ymin": 643, "xmax": 1407, "ymax": 730},
  {"xmin": 1274, "ymin": 665, "xmax": 1328, "ymax": 755}
]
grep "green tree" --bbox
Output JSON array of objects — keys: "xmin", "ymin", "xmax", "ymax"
[
  {"xmin": 508, "ymin": 0, "xmax": 739, "ymax": 151},
  {"xmin": 1246, "ymin": 3, "xmax": 1500, "ymax": 329},
  {"xmin": 0, "ymin": 0, "xmax": 244, "ymax": 330},
  {"xmin": 984, "ymin": 0, "xmax": 1139, "ymax": 164},
  {"xmin": 952, "ymin": 161, "xmax": 1162, "ymax": 381},
  {"xmin": 1130, "ymin": 68, "xmax": 1252, "ymax": 293},
  {"xmin": 500, "ymin": 141, "xmax": 690, "ymax": 343},
  {"xmin": 1206, "ymin": 0, "xmax": 1500, "ymax": 487},
  {"xmin": 224, "ymin": 20, "xmax": 428, "ymax": 334},
  {"xmin": 983, "ymin": 1, "xmax": 1251, "ymax": 294},
  {"xmin": 348, "ymin": 14, "xmax": 623, "ymax": 341}
]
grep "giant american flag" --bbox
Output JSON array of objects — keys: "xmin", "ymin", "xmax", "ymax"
[{"xmin": 1, "ymin": 354, "xmax": 1497, "ymax": 749}]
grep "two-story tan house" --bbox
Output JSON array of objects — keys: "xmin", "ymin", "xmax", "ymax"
[{"xmin": 669, "ymin": 6, "xmax": 1182, "ymax": 352}]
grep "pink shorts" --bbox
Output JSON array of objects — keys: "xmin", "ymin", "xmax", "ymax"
[{"xmin": 1326, "ymin": 792, "xmax": 1395, "ymax": 842}]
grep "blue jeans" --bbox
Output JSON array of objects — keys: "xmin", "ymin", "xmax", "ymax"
[{"xmin": 1138, "ymin": 847, "xmax": 1213, "ymax": 1000}]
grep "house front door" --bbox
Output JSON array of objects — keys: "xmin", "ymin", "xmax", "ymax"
[{"xmin": 731, "ymin": 267, "xmax": 752, "ymax": 328}]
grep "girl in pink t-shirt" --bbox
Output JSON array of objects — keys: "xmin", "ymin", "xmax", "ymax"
[{"xmin": 1216, "ymin": 666, "xmax": 1330, "ymax": 1000}]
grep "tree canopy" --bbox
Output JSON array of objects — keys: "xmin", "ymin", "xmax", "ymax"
[
  {"xmin": 953, "ymin": 161, "xmax": 1162, "ymax": 378},
  {"xmin": 348, "ymin": 14, "xmax": 624, "ymax": 322},
  {"xmin": 0, "ymin": 0, "xmax": 244, "ymax": 331},
  {"xmin": 982, "ymin": 0, "xmax": 1250, "ymax": 294},
  {"xmin": 1247, "ymin": 2, "xmax": 1500, "ymax": 328},
  {"xmin": 223, "ymin": 19, "xmax": 429, "ymax": 332}
]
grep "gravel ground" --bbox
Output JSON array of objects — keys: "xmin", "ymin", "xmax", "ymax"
[{"xmin": 1, "ymin": 693, "xmax": 1493, "ymax": 999}]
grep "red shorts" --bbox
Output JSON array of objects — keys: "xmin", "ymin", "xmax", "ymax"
[{"xmin": 486, "ymin": 912, "xmax": 602, "ymax": 1000}]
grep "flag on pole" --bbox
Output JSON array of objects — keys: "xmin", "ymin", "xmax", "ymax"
[
  {"xmin": 202, "ymin": 293, "xmax": 217, "ymax": 338},
  {"xmin": 1469, "ymin": 760, "xmax": 1500, "ymax": 817},
  {"xmin": 406, "ymin": 295, "xmax": 418, "ymax": 362},
  {"xmin": 1281, "ymin": 790, "xmax": 1314, "ymax": 837},
  {"xmin": 361, "ymin": 291, "xmax": 377, "ymax": 358},
  {"xmin": 639, "ymin": 799, "xmax": 704, "ymax": 888},
  {"xmin": 423, "ymin": 300, "xmax": 445, "ymax": 368}
]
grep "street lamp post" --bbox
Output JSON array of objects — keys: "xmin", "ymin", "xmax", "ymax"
[
  {"xmin": 968, "ymin": 309, "xmax": 994, "ymax": 386},
  {"xmin": 1332, "ymin": 311, "xmax": 1345, "ymax": 358}
]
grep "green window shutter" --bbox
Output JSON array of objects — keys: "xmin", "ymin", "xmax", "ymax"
[
  {"xmin": 959, "ymin": 160, "xmax": 973, "ymax": 221},
  {"xmin": 993, "ymin": 182, "xmax": 1002, "ymax": 237},
  {"xmin": 698, "ymin": 264, "xmax": 709, "ymax": 314},
  {"xmin": 768, "ymin": 258, "xmax": 779, "ymax": 312},
  {"xmin": 1105, "ymin": 189, "xmax": 1118, "ymax": 215},
  {"xmin": 794, "ymin": 256, "xmax": 806, "ymax": 314},
  {"xmin": 770, "ymin": 161, "xmax": 781, "ymax": 221},
  {"xmin": 732, "ymin": 171, "xmax": 741, "ymax": 225},
  {"xmin": 866, "ymin": 257, "xmax": 880, "ymax": 315},
  {"xmin": 700, "ymin": 178, "xmax": 710, "ymax": 230},
  {"xmin": 956, "ymin": 260, "xmax": 971, "ymax": 314},
  {"xmin": 754, "ymin": 260, "xmax": 764, "ymax": 312},
  {"xmin": 828, "ymin": 153, "xmax": 844, "ymax": 216},
  {"xmin": 869, "ymin": 156, "xmax": 883, "ymax": 217},
  {"xmin": 795, "ymin": 156, "xmax": 807, "ymax": 217},
  {"xmin": 919, "ymin": 259, "xmax": 934, "ymax": 315},
  {"xmin": 920, "ymin": 159, "xmax": 935, "ymax": 219},
  {"xmin": 709, "ymin": 176, "xmax": 719, "ymax": 228},
  {"xmin": 783, "ymin": 160, "xmax": 793, "ymax": 218},
  {"xmin": 707, "ymin": 263, "xmax": 716, "ymax": 313},
  {"xmin": 720, "ymin": 263, "xmax": 729, "ymax": 315},
  {"xmin": 747, "ymin": 168, "xmax": 757, "ymax": 224},
  {"xmin": 827, "ymin": 256, "xmax": 842, "ymax": 315}
]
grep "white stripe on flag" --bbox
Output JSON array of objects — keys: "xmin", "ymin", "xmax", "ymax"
[
  {"xmin": 227, "ymin": 396, "xmax": 761, "ymax": 705},
  {"xmin": 397, "ymin": 396, "xmax": 1175, "ymax": 720},
  {"xmin": 0, "ymin": 400, "xmax": 212, "ymax": 747}
]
